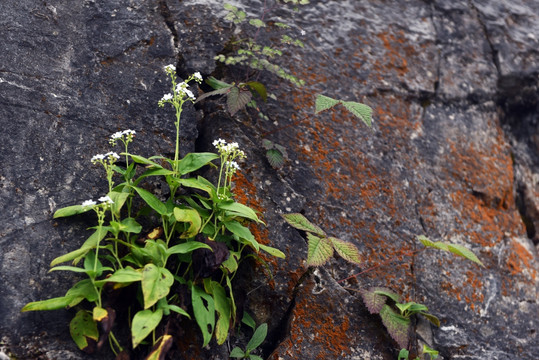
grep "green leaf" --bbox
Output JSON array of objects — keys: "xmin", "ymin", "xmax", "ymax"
[
  {"xmin": 242, "ymin": 311, "xmax": 256, "ymax": 330},
  {"xmin": 230, "ymin": 347, "xmax": 245, "ymax": 358},
  {"xmin": 131, "ymin": 308, "xmax": 163, "ymax": 348},
  {"xmin": 224, "ymin": 221, "xmax": 259, "ymax": 251},
  {"xmin": 129, "ymin": 154, "xmax": 162, "ymax": 168},
  {"xmin": 65, "ymin": 279, "xmax": 99, "ymax": 304},
  {"xmin": 21, "ymin": 295, "xmax": 76, "ymax": 312},
  {"xmin": 246, "ymin": 81, "xmax": 268, "ymax": 102},
  {"xmin": 218, "ymin": 201, "xmax": 261, "ymax": 223},
  {"xmin": 53, "ymin": 204, "xmax": 93, "ymax": 218},
  {"xmin": 422, "ymin": 344, "xmax": 439, "ymax": 358},
  {"xmin": 380, "ymin": 305, "xmax": 410, "ymax": 349},
  {"xmin": 173, "ymin": 207, "xmax": 202, "ymax": 238},
  {"xmin": 133, "ymin": 186, "xmax": 168, "ymax": 215},
  {"xmin": 70, "ymin": 310, "xmax": 99, "ymax": 352},
  {"xmin": 420, "ymin": 312, "xmax": 441, "ymax": 327},
  {"xmin": 398, "ymin": 348, "xmax": 410, "ymax": 360},
  {"xmin": 208, "ymin": 281, "xmax": 231, "ymax": 345},
  {"xmin": 266, "ymin": 149, "xmax": 285, "ymax": 168},
  {"xmin": 167, "ymin": 305, "xmax": 191, "ymax": 319},
  {"xmin": 329, "ymin": 237, "xmax": 361, "ymax": 264},
  {"xmin": 166, "ymin": 241, "xmax": 211, "ymax": 257},
  {"xmin": 281, "ymin": 213, "xmax": 326, "ymax": 236},
  {"xmin": 259, "ymin": 243, "xmax": 286, "ymax": 259},
  {"xmin": 418, "ymin": 236, "xmax": 484, "ymax": 267},
  {"xmin": 191, "ymin": 284, "xmax": 215, "ymax": 347},
  {"xmin": 205, "ymin": 76, "xmax": 233, "ymax": 90},
  {"xmin": 373, "ymin": 288, "xmax": 401, "ymax": 303},
  {"xmin": 49, "ymin": 265, "xmax": 88, "ymax": 273},
  {"xmin": 227, "ymin": 87, "xmax": 253, "ymax": 115},
  {"xmin": 141, "ymin": 264, "xmax": 174, "ymax": 309},
  {"xmin": 306, "ymin": 233, "xmax": 333, "ymax": 266},
  {"xmin": 109, "ymin": 191, "xmax": 130, "ymax": 217},
  {"xmin": 94, "ymin": 267, "xmax": 142, "ymax": 285},
  {"xmin": 92, "ymin": 306, "xmax": 108, "ymax": 322},
  {"xmin": 340, "ymin": 101, "xmax": 373, "ymax": 127},
  {"xmin": 179, "ymin": 176, "xmax": 216, "ymax": 197},
  {"xmin": 315, "ymin": 94, "xmax": 340, "ymax": 114},
  {"xmin": 120, "ymin": 217, "xmax": 142, "ymax": 234},
  {"xmin": 146, "ymin": 334, "xmax": 173, "ymax": 360},
  {"xmin": 50, "ymin": 229, "xmax": 107, "ymax": 266},
  {"xmin": 447, "ymin": 244, "xmax": 484, "ymax": 267},
  {"xmin": 177, "ymin": 152, "xmax": 219, "ymax": 175},
  {"xmin": 246, "ymin": 323, "xmax": 267, "ymax": 353},
  {"xmin": 249, "ymin": 18, "xmax": 266, "ymax": 28}
]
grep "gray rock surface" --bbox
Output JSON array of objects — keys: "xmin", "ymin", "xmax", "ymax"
[{"xmin": 1, "ymin": 0, "xmax": 537, "ymax": 359}]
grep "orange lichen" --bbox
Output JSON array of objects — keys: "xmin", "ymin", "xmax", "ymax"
[
  {"xmin": 270, "ymin": 282, "xmax": 353, "ymax": 359},
  {"xmin": 507, "ymin": 239, "xmax": 536, "ymax": 280}
]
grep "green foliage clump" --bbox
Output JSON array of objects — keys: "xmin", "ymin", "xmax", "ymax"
[{"xmin": 21, "ymin": 66, "xmax": 284, "ymax": 359}]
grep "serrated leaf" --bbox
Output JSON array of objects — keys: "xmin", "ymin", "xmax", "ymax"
[
  {"xmin": 340, "ymin": 101, "xmax": 373, "ymax": 127},
  {"xmin": 131, "ymin": 308, "xmax": 163, "ymax": 348},
  {"xmin": 373, "ymin": 288, "xmax": 401, "ymax": 303},
  {"xmin": 281, "ymin": 213, "xmax": 326, "ymax": 236},
  {"xmin": 249, "ymin": 19, "xmax": 266, "ymax": 28},
  {"xmin": 315, "ymin": 94, "xmax": 340, "ymax": 114},
  {"xmin": 360, "ymin": 287, "xmax": 391, "ymax": 314},
  {"xmin": 329, "ymin": 237, "xmax": 361, "ymax": 264},
  {"xmin": 266, "ymin": 149, "xmax": 285, "ymax": 168},
  {"xmin": 379, "ymin": 305, "xmax": 411, "ymax": 349},
  {"xmin": 227, "ymin": 87, "xmax": 253, "ymax": 115},
  {"xmin": 306, "ymin": 233, "xmax": 333, "ymax": 266}
]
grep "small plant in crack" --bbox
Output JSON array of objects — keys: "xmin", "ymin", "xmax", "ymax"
[
  {"xmin": 21, "ymin": 65, "xmax": 285, "ymax": 359},
  {"xmin": 281, "ymin": 213, "xmax": 361, "ymax": 266},
  {"xmin": 229, "ymin": 323, "xmax": 268, "ymax": 360}
]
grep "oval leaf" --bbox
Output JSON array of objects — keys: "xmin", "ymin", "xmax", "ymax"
[
  {"xmin": 340, "ymin": 100, "xmax": 373, "ymax": 127},
  {"xmin": 131, "ymin": 308, "xmax": 163, "ymax": 348},
  {"xmin": 141, "ymin": 264, "xmax": 174, "ymax": 309},
  {"xmin": 70, "ymin": 310, "xmax": 99, "ymax": 352}
]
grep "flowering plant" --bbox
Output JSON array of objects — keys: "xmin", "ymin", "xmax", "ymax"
[{"xmin": 22, "ymin": 66, "xmax": 284, "ymax": 359}]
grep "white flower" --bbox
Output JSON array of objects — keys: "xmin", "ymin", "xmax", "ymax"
[
  {"xmin": 91, "ymin": 154, "xmax": 105, "ymax": 163},
  {"xmin": 213, "ymin": 138, "xmax": 226, "ymax": 147},
  {"xmin": 98, "ymin": 195, "xmax": 114, "ymax": 204},
  {"xmin": 193, "ymin": 72, "xmax": 202, "ymax": 81},
  {"xmin": 110, "ymin": 131, "xmax": 123, "ymax": 140},
  {"xmin": 82, "ymin": 199, "xmax": 96, "ymax": 207},
  {"xmin": 228, "ymin": 161, "xmax": 240, "ymax": 171},
  {"xmin": 122, "ymin": 129, "xmax": 136, "ymax": 136},
  {"xmin": 104, "ymin": 152, "xmax": 120, "ymax": 160},
  {"xmin": 164, "ymin": 64, "xmax": 176, "ymax": 73},
  {"xmin": 300, "ymin": 29, "xmax": 306, "ymax": 36},
  {"xmin": 184, "ymin": 88, "xmax": 195, "ymax": 100},
  {"xmin": 161, "ymin": 93, "xmax": 173, "ymax": 101}
]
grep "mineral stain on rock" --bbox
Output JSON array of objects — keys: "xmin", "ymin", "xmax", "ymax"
[{"xmin": 1, "ymin": 0, "xmax": 538, "ymax": 359}]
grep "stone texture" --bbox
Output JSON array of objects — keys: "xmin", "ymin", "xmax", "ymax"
[{"xmin": 1, "ymin": 0, "xmax": 538, "ymax": 359}]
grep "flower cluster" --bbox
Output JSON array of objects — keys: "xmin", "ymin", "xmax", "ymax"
[
  {"xmin": 81, "ymin": 195, "xmax": 114, "ymax": 208},
  {"xmin": 109, "ymin": 129, "xmax": 136, "ymax": 147},
  {"xmin": 213, "ymin": 139, "xmax": 246, "ymax": 199},
  {"xmin": 91, "ymin": 152, "xmax": 120, "ymax": 164},
  {"xmin": 158, "ymin": 66, "xmax": 203, "ymax": 107}
]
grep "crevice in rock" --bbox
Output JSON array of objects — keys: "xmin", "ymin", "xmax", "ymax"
[
  {"xmin": 467, "ymin": 0, "xmax": 501, "ymax": 76},
  {"xmin": 158, "ymin": 0, "xmax": 179, "ymax": 48},
  {"xmin": 260, "ymin": 267, "xmax": 314, "ymax": 358}
]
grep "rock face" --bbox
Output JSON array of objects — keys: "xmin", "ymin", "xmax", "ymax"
[{"xmin": 1, "ymin": 0, "xmax": 537, "ymax": 359}]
